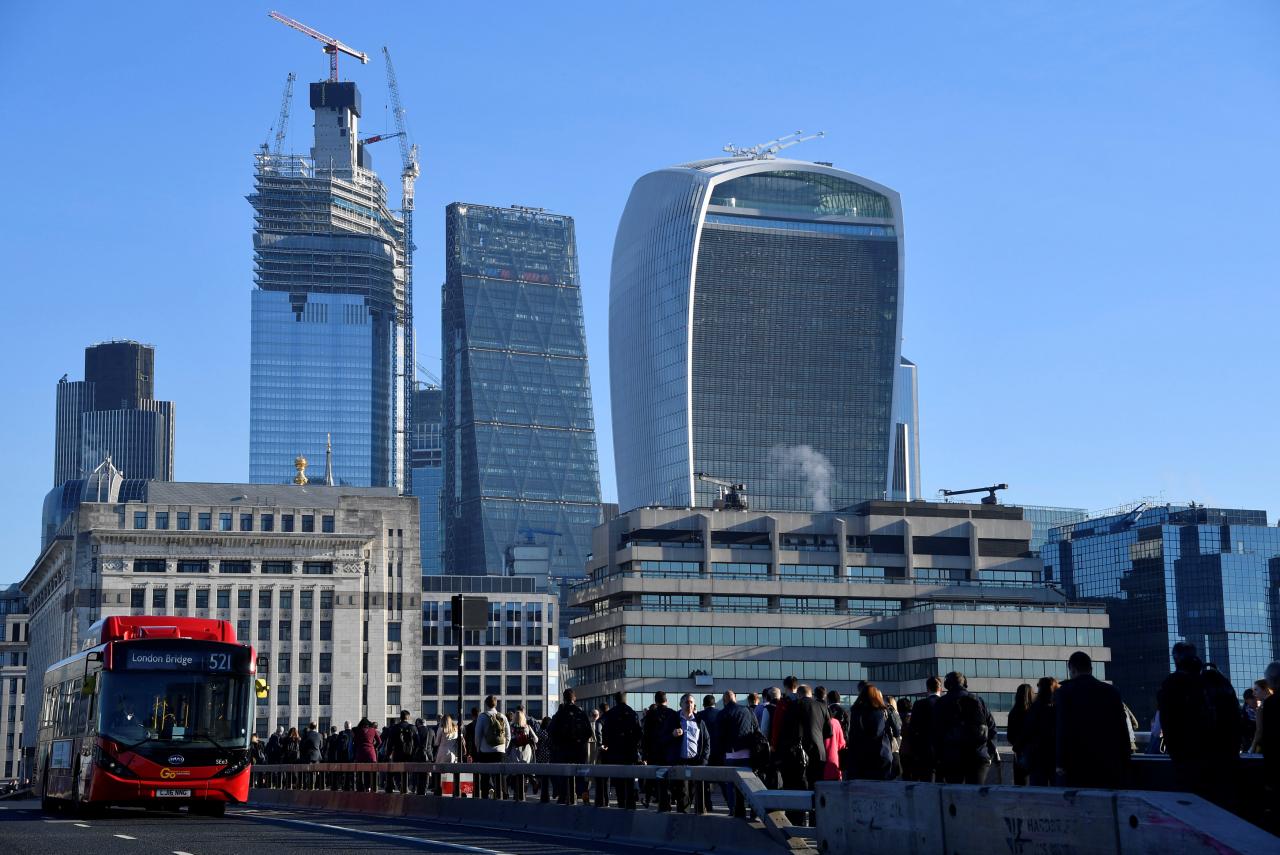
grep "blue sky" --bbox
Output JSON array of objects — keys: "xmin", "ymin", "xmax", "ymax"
[{"xmin": 1, "ymin": 2, "xmax": 1277, "ymax": 584}]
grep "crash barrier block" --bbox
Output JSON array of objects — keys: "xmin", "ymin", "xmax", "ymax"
[{"xmin": 815, "ymin": 781, "xmax": 1276, "ymax": 855}]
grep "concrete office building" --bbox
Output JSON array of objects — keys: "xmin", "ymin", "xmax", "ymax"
[
  {"xmin": 419, "ymin": 576, "xmax": 558, "ymax": 721},
  {"xmin": 442, "ymin": 203, "xmax": 602, "ymax": 585},
  {"xmin": 1043, "ymin": 503, "xmax": 1280, "ymax": 723},
  {"xmin": 21, "ymin": 460, "xmax": 420, "ymax": 769},
  {"xmin": 53, "ymin": 341, "xmax": 174, "ymax": 485},
  {"xmin": 569, "ymin": 501, "xmax": 1109, "ymax": 724},
  {"xmin": 411, "ymin": 385, "xmax": 444, "ymax": 575},
  {"xmin": 610, "ymin": 156, "xmax": 919, "ymax": 513},
  {"xmin": 249, "ymin": 78, "xmax": 412, "ymax": 490},
  {"xmin": 0, "ymin": 584, "xmax": 28, "ymax": 784}
]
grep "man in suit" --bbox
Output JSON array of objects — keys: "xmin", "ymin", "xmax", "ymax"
[
  {"xmin": 1055, "ymin": 651, "xmax": 1130, "ymax": 788},
  {"xmin": 906, "ymin": 676, "xmax": 943, "ymax": 781},
  {"xmin": 778, "ymin": 684, "xmax": 831, "ymax": 826}
]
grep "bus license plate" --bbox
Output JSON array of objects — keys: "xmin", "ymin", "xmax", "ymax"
[{"xmin": 156, "ymin": 788, "xmax": 191, "ymax": 798}]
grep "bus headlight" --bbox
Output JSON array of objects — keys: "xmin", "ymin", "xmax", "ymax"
[
  {"xmin": 215, "ymin": 751, "xmax": 252, "ymax": 777},
  {"xmin": 95, "ymin": 746, "xmax": 137, "ymax": 779}
]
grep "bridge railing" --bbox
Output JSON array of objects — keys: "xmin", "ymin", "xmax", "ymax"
[{"xmin": 250, "ymin": 761, "xmax": 812, "ymax": 848}]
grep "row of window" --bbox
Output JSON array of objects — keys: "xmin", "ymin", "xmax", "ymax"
[
  {"xmin": 130, "ymin": 587, "xmax": 338, "ymax": 611},
  {"xmin": 572, "ymin": 624, "xmax": 870, "ymax": 654},
  {"xmin": 866, "ymin": 658, "xmax": 1107, "ymax": 683},
  {"xmin": 133, "ymin": 510, "xmax": 336, "ymax": 533},
  {"xmin": 611, "ymin": 562, "xmax": 1036, "ymax": 584},
  {"xmin": 131, "ymin": 559, "xmax": 334, "ymax": 575},
  {"xmin": 573, "ymin": 658, "xmax": 869, "ymax": 686},
  {"xmin": 421, "ymin": 674, "xmax": 544, "ymax": 697},
  {"xmin": 868, "ymin": 624, "xmax": 1104, "ymax": 650},
  {"xmin": 421, "ymin": 649, "xmax": 545, "ymax": 673}
]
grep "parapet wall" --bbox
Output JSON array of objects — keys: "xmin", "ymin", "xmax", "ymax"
[{"xmin": 814, "ymin": 780, "xmax": 1276, "ymax": 855}]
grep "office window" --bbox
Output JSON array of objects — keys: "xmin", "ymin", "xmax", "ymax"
[
  {"xmin": 298, "ymin": 684, "xmax": 311, "ymax": 706},
  {"xmin": 238, "ymin": 590, "xmax": 251, "ymax": 609},
  {"xmin": 300, "ymin": 590, "xmax": 313, "ymax": 610},
  {"xmin": 526, "ymin": 676, "xmax": 543, "ymax": 696},
  {"xmin": 219, "ymin": 560, "xmax": 250, "ymax": 575},
  {"xmin": 177, "ymin": 511, "xmax": 190, "ymax": 531},
  {"xmin": 261, "ymin": 514, "xmax": 274, "ymax": 532},
  {"xmin": 322, "ymin": 515, "xmax": 335, "ymax": 533},
  {"xmin": 319, "ymin": 685, "xmax": 331, "ymax": 706},
  {"xmin": 302, "ymin": 515, "xmax": 315, "ymax": 533},
  {"xmin": 133, "ymin": 559, "xmax": 165, "ymax": 573},
  {"xmin": 277, "ymin": 685, "xmax": 289, "ymax": 704},
  {"xmin": 303, "ymin": 562, "xmax": 333, "ymax": 575},
  {"xmin": 387, "ymin": 654, "xmax": 401, "ymax": 673},
  {"xmin": 387, "ymin": 622, "xmax": 401, "ymax": 642},
  {"xmin": 237, "ymin": 619, "xmax": 250, "ymax": 639},
  {"xmin": 155, "ymin": 512, "xmax": 169, "ymax": 530},
  {"xmin": 195, "ymin": 589, "xmax": 209, "ymax": 609},
  {"xmin": 258, "ymin": 589, "xmax": 272, "ymax": 610},
  {"xmin": 263, "ymin": 561, "xmax": 292, "ymax": 575},
  {"xmin": 219, "ymin": 513, "xmax": 232, "ymax": 531},
  {"xmin": 278, "ymin": 620, "xmax": 291, "ymax": 640},
  {"xmin": 505, "ymin": 676, "xmax": 522, "ymax": 695},
  {"xmin": 319, "ymin": 620, "xmax": 332, "ymax": 641},
  {"xmin": 299, "ymin": 652, "xmax": 311, "ymax": 672},
  {"xmin": 484, "ymin": 676, "xmax": 501, "ymax": 696},
  {"xmin": 280, "ymin": 590, "xmax": 293, "ymax": 611},
  {"xmin": 299, "ymin": 620, "xmax": 312, "ymax": 640},
  {"xmin": 422, "ymin": 676, "xmax": 438, "ymax": 695},
  {"xmin": 506, "ymin": 651, "xmax": 522, "ymax": 670},
  {"xmin": 465, "ymin": 676, "xmax": 481, "ymax": 695},
  {"xmin": 130, "ymin": 589, "xmax": 145, "ymax": 608},
  {"xmin": 258, "ymin": 620, "xmax": 270, "ymax": 641},
  {"xmin": 320, "ymin": 590, "xmax": 334, "ymax": 610},
  {"xmin": 387, "ymin": 686, "xmax": 401, "ymax": 707},
  {"xmin": 133, "ymin": 511, "xmax": 147, "ymax": 530},
  {"xmin": 177, "ymin": 560, "xmax": 209, "ymax": 574},
  {"xmin": 240, "ymin": 513, "xmax": 253, "ymax": 532},
  {"xmin": 319, "ymin": 652, "xmax": 332, "ymax": 673},
  {"xmin": 527, "ymin": 651, "xmax": 542, "ymax": 672},
  {"xmin": 174, "ymin": 589, "xmax": 189, "ymax": 609},
  {"xmin": 198, "ymin": 512, "xmax": 212, "ymax": 531},
  {"xmin": 152, "ymin": 588, "xmax": 166, "ymax": 609},
  {"xmin": 282, "ymin": 514, "xmax": 295, "ymax": 532}
]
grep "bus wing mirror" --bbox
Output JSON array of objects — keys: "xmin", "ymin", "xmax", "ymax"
[
  {"xmin": 81, "ymin": 675, "xmax": 96, "ymax": 696},
  {"xmin": 254, "ymin": 678, "xmax": 270, "ymax": 699}
]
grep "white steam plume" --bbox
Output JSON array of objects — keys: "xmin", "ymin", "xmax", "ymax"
[{"xmin": 770, "ymin": 445, "xmax": 835, "ymax": 511}]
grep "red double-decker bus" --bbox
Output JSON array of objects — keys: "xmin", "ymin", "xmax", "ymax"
[{"xmin": 36, "ymin": 616, "xmax": 257, "ymax": 816}]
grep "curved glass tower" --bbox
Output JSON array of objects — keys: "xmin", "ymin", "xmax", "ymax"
[{"xmin": 610, "ymin": 158, "xmax": 905, "ymax": 512}]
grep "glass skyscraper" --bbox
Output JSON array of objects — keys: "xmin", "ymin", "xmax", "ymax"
[
  {"xmin": 412, "ymin": 384, "xmax": 444, "ymax": 575},
  {"xmin": 610, "ymin": 157, "xmax": 908, "ymax": 513},
  {"xmin": 442, "ymin": 203, "xmax": 602, "ymax": 586},
  {"xmin": 249, "ymin": 80, "xmax": 410, "ymax": 489},
  {"xmin": 1043, "ymin": 504, "xmax": 1280, "ymax": 723}
]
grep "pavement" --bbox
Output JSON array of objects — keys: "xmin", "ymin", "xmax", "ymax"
[{"xmin": 0, "ymin": 799, "xmax": 664, "ymax": 854}]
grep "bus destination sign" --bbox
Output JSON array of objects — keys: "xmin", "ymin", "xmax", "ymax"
[{"xmin": 120, "ymin": 646, "xmax": 248, "ymax": 672}]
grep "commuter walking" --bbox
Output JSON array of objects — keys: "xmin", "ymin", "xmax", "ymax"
[
  {"xmin": 884, "ymin": 696, "xmax": 904, "ymax": 779},
  {"xmin": 352, "ymin": 717, "xmax": 381, "ymax": 791},
  {"xmin": 1024, "ymin": 677, "xmax": 1058, "ymax": 785},
  {"xmin": 1157, "ymin": 642, "xmax": 1240, "ymax": 807},
  {"xmin": 846, "ymin": 684, "xmax": 896, "ymax": 780},
  {"xmin": 828, "ymin": 690, "xmax": 849, "ymax": 736},
  {"xmin": 931, "ymin": 672, "xmax": 997, "ymax": 785},
  {"xmin": 895, "ymin": 698, "xmax": 914, "ymax": 775},
  {"xmin": 302, "ymin": 722, "xmax": 323, "ymax": 789},
  {"xmin": 505, "ymin": 708, "xmax": 538, "ymax": 800},
  {"xmin": 414, "ymin": 717, "xmax": 435, "ymax": 794},
  {"xmin": 1007, "ymin": 683, "xmax": 1034, "ymax": 786},
  {"xmin": 550, "ymin": 688, "xmax": 594, "ymax": 804},
  {"xmin": 714, "ymin": 689, "xmax": 760, "ymax": 817},
  {"xmin": 475, "ymin": 696, "xmax": 510, "ymax": 799},
  {"xmin": 281, "ymin": 726, "xmax": 302, "ymax": 764},
  {"xmin": 434, "ymin": 715, "xmax": 461, "ymax": 762},
  {"xmin": 757, "ymin": 688, "xmax": 780, "ymax": 787},
  {"xmin": 777, "ymin": 684, "xmax": 831, "ymax": 826},
  {"xmin": 671, "ymin": 694, "xmax": 709, "ymax": 813},
  {"xmin": 266, "ymin": 726, "xmax": 284, "ymax": 764},
  {"xmin": 587, "ymin": 708, "xmax": 602, "ymax": 764},
  {"xmin": 1055, "ymin": 651, "xmax": 1129, "ymax": 789},
  {"xmin": 905, "ymin": 676, "xmax": 943, "ymax": 781},
  {"xmin": 381, "ymin": 710, "xmax": 418, "ymax": 794},
  {"xmin": 599, "ymin": 692, "xmax": 643, "ymax": 809},
  {"xmin": 695, "ymin": 694, "xmax": 720, "ymax": 810},
  {"xmin": 642, "ymin": 692, "xmax": 680, "ymax": 810}
]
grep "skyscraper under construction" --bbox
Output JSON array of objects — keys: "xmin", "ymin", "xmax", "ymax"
[{"xmin": 248, "ymin": 78, "xmax": 411, "ymax": 489}]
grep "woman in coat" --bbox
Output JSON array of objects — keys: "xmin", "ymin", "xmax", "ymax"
[
  {"xmin": 846, "ymin": 684, "xmax": 897, "ymax": 780},
  {"xmin": 434, "ymin": 714, "xmax": 461, "ymax": 763},
  {"xmin": 1024, "ymin": 677, "xmax": 1059, "ymax": 786},
  {"xmin": 505, "ymin": 708, "xmax": 540, "ymax": 798},
  {"xmin": 1007, "ymin": 683, "xmax": 1034, "ymax": 785},
  {"xmin": 351, "ymin": 717, "xmax": 381, "ymax": 791}
]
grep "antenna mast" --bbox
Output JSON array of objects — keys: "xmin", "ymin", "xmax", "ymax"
[{"xmin": 723, "ymin": 129, "xmax": 826, "ymax": 160}]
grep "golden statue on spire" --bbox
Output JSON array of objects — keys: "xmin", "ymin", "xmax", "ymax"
[{"xmin": 293, "ymin": 455, "xmax": 308, "ymax": 485}]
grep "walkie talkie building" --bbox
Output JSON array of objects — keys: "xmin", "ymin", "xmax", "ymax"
[{"xmin": 610, "ymin": 158, "xmax": 908, "ymax": 513}]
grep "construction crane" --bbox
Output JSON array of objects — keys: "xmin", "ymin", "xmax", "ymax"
[
  {"xmin": 263, "ymin": 72, "xmax": 296, "ymax": 156},
  {"xmin": 518, "ymin": 527, "xmax": 562, "ymax": 544},
  {"xmin": 268, "ymin": 11, "xmax": 368, "ymax": 82},
  {"xmin": 415, "ymin": 361, "xmax": 441, "ymax": 387},
  {"xmin": 361, "ymin": 131, "xmax": 405, "ymax": 146},
  {"xmin": 939, "ymin": 484, "xmax": 1009, "ymax": 505},
  {"xmin": 723, "ymin": 130, "xmax": 825, "ymax": 160},
  {"xmin": 695, "ymin": 472, "xmax": 750, "ymax": 511}
]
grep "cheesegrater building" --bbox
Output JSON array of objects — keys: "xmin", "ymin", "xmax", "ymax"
[
  {"xmin": 249, "ymin": 79, "xmax": 411, "ymax": 490},
  {"xmin": 610, "ymin": 157, "xmax": 917, "ymax": 513}
]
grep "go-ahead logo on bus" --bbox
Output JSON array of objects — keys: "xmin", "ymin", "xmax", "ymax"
[
  {"xmin": 168, "ymin": 754, "xmax": 185, "ymax": 766},
  {"xmin": 159, "ymin": 768, "xmax": 178, "ymax": 779}
]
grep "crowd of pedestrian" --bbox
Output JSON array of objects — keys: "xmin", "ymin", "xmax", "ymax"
[{"xmin": 250, "ymin": 647, "xmax": 1280, "ymax": 822}]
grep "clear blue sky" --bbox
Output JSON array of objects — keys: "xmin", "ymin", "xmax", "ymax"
[{"xmin": 2, "ymin": 2, "xmax": 1277, "ymax": 584}]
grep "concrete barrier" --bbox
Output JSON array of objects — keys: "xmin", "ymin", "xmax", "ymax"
[
  {"xmin": 249, "ymin": 787, "xmax": 807, "ymax": 854},
  {"xmin": 814, "ymin": 781, "xmax": 1276, "ymax": 855}
]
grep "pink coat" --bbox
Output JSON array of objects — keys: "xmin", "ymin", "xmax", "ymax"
[{"xmin": 823, "ymin": 722, "xmax": 846, "ymax": 781}]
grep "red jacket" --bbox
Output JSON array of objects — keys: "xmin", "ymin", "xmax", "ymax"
[{"xmin": 352, "ymin": 724, "xmax": 381, "ymax": 762}]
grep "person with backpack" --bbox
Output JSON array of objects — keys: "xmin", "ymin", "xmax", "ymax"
[
  {"xmin": 641, "ymin": 691, "xmax": 681, "ymax": 811},
  {"xmin": 1157, "ymin": 642, "xmax": 1241, "ymax": 808},
  {"xmin": 550, "ymin": 688, "xmax": 594, "ymax": 804},
  {"xmin": 384, "ymin": 709, "xmax": 419, "ymax": 794},
  {"xmin": 1055, "ymin": 651, "xmax": 1129, "ymax": 789},
  {"xmin": 905, "ymin": 676, "xmax": 943, "ymax": 781},
  {"xmin": 714, "ymin": 689, "xmax": 761, "ymax": 817},
  {"xmin": 846, "ymin": 684, "xmax": 897, "ymax": 780},
  {"xmin": 505, "ymin": 707, "xmax": 539, "ymax": 799},
  {"xmin": 930, "ymin": 672, "xmax": 996, "ymax": 784},
  {"xmin": 599, "ymin": 691, "xmax": 643, "ymax": 809},
  {"xmin": 474, "ymin": 695, "xmax": 510, "ymax": 799}
]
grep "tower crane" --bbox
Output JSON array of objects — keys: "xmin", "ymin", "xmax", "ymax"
[
  {"xmin": 268, "ymin": 11, "xmax": 368, "ymax": 82},
  {"xmin": 360, "ymin": 131, "xmax": 405, "ymax": 146},
  {"xmin": 266, "ymin": 72, "xmax": 296, "ymax": 156},
  {"xmin": 939, "ymin": 484, "xmax": 1009, "ymax": 505},
  {"xmin": 695, "ymin": 472, "xmax": 750, "ymax": 511}
]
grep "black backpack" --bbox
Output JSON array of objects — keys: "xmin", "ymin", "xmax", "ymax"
[
  {"xmin": 942, "ymin": 694, "xmax": 988, "ymax": 762},
  {"xmin": 395, "ymin": 722, "xmax": 417, "ymax": 759}
]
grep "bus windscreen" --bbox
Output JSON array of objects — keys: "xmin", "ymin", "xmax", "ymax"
[{"xmin": 99, "ymin": 669, "xmax": 251, "ymax": 750}]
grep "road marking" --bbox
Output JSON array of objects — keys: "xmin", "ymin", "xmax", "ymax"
[
  {"xmin": 236, "ymin": 812, "xmax": 510, "ymax": 854},
  {"xmin": 114, "ymin": 834, "xmax": 137, "ymax": 840},
  {"xmin": 74, "ymin": 822, "xmax": 92, "ymax": 828},
  {"xmin": 173, "ymin": 851, "xmax": 197, "ymax": 855}
]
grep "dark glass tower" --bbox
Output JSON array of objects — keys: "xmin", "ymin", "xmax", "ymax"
[
  {"xmin": 610, "ymin": 158, "xmax": 906, "ymax": 512},
  {"xmin": 442, "ymin": 203, "xmax": 602, "ymax": 586},
  {"xmin": 412, "ymin": 384, "xmax": 444, "ymax": 575},
  {"xmin": 248, "ymin": 80, "xmax": 410, "ymax": 489}
]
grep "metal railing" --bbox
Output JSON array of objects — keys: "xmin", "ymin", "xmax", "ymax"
[{"xmin": 250, "ymin": 761, "xmax": 810, "ymax": 848}]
